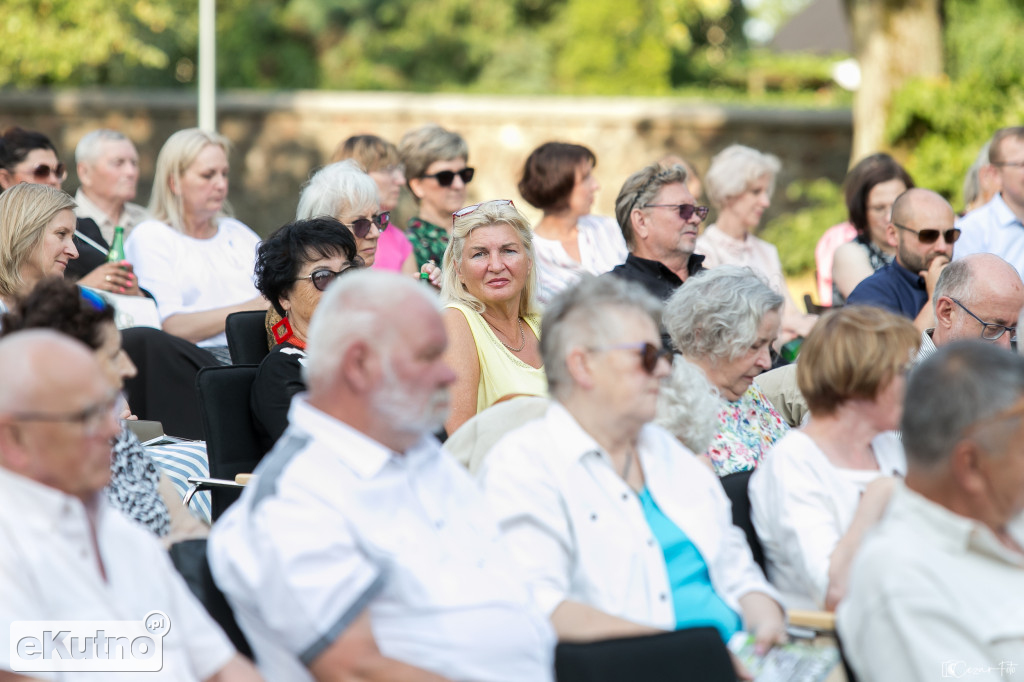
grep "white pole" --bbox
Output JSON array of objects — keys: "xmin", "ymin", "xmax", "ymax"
[{"xmin": 198, "ymin": 0, "xmax": 216, "ymax": 131}]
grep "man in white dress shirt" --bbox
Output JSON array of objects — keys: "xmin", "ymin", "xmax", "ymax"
[
  {"xmin": 209, "ymin": 270, "xmax": 555, "ymax": 682},
  {"xmin": 838, "ymin": 342, "xmax": 1024, "ymax": 681},
  {"xmin": 0, "ymin": 330, "xmax": 260, "ymax": 682}
]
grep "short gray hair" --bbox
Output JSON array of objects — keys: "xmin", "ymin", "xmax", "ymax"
[
  {"xmin": 655, "ymin": 358, "xmax": 720, "ymax": 454},
  {"xmin": 903, "ymin": 341, "xmax": 1024, "ymax": 471},
  {"xmin": 440, "ymin": 200, "xmax": 539, "ymax": 318},
  {"xmin": 615, "ymin": 164, "xmax": 689, "ymax": 249},
  {"xmin": 303, "ymin": 269, "xmax": 440, "ymax": 392},
  {"xmin": 296, "ymin": 159, "xmax": 380, "ymax": 222},
  {"xmin": 664, "ymin": 266, "xmax": 784, "ymax": 361},
  {"xmin": 75, "ymin": 129, "xmax": 131, "ymax": 166},
  {"xmin": 541, "ymin": 275, "xmax": 662, "ymax": 400},
  {"xmin": 398, "ymin": 124, "xmax": 468, "ymax": 183},
  {"xmin": 932, "ymin": 258, "xmax": 974, "ymax": 309},
  {"xmin": 704, "ymin": 144, "xmax": 781, "ymax": 209}
]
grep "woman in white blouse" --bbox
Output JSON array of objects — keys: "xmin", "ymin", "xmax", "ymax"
[
  {"xmin": 518, "ymin": 142, "xmax": 627, "ymax": 304},
  {"xmin": 481, "ymin": 275, "xmax": 786, "ymax": 656},
  {"xmin": 125, "ymin": 128, "xmax": 267, "ymax": 358},
  {"xmin": 749, "ymin": 305, "xmax": 920, "ymax": 611}
]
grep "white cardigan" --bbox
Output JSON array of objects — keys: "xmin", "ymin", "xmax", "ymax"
[{"xmin": 480, "ymin": 401, "xmax": 780, "ymax": 630}]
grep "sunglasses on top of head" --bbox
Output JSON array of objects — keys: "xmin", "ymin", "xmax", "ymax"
[
  {"xmin": 422, "ymin": 167, "xmax": 475, "ymax": 187},
  {"xmin": 342, "ymin": 212, "xmax": 389, "ymax": 239}
]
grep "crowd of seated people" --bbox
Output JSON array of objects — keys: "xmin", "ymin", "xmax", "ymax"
[{"xmin": 3, "ymin": 118, "xmax": 1024, "ymax": 682}]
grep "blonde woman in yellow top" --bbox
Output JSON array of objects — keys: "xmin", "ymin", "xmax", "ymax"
[{"xmin": 441, "ymin": 200, "xmax": 546, "ymax": 436}]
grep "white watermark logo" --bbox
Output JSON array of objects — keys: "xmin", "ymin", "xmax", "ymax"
[
  {"xmin": 942, "ymin": 660, "xmax": 1018, "ymax": 678},
  {"xmin": 10, "ymin": 611, "xmax": 170, "ymax": 673}
]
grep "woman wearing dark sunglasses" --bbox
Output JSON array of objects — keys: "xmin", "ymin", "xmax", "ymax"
[
  {"xmin": 250, "ymin": 217, "xmax": 361, "ymax": 452},
  {"xmin": 0, "ymin": 126, "xmax": 146, "ymax": 298},
  {"xmin": 400, "ymin": 124, "xmax": 474, "ymax": 269},
  {"xmin": 519, "ymin": 141, "xmax": 627, "ymax": 304},
  {"xmin": 480, "ymin": 275, "xmax": 785, "ymax": 667}
]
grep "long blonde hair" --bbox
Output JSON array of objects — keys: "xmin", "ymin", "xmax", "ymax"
[
  {"xmin": 148, "ymin": 128, "xmax": 233, "ymax": 232},
  {"xmin": 0, "ymin": 184, "xmax": 76, "ymax": 299}
]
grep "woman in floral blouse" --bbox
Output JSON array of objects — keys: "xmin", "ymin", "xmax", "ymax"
[
  {"xmin": 664, "ymin": 265, "xmax": 788, "ymax": 476},
  {"xmin": 398, "ymin": 124, "xmax": 474, "ymax": 268}
]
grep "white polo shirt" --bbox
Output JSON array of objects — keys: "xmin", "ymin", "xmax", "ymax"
[
  {"xmin": 209, "ymin": 396, "xmax": 555, "ymax": 682},
  {"xmin": 0, "ymin": 467, "xmax": 235, "ymax": 680},
  {"xmin": 479, "ymin": 401, "xmax": 780, "ymax": 628},
  {"xmin": 838, "ymin": 483, "xmax": 1024, "ymax": 681}
]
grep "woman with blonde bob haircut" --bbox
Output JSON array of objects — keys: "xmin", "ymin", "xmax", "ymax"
[
  {"xmin": 441, "ymin": 199, "xmax": 545, "ymax": 436},
  {"xmin": 749, "ymin": 305, "xmax": 920, "ymax": 612},
  {"xmin": 125, "ymin": 128, "xmax": 266, "ymax": 357},
  {"xmin": 0, "ymin": 183, "xmax": 78, "ymax": 308}
]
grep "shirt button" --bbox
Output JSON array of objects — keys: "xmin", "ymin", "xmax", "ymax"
[
  {"xmin": 659, "ymin": 593, "xmax": 668, "ymax": 601},
  {"xmin": 621, "ymin": 493, "xmax": 629, "ymax": 501},
  {"xmin": 647, "ymin": 538, "xmax": 656, "ymax": 547},
  {"xmin": 590, "ymin": 513, "xmax": 598, "ymax": 521}
]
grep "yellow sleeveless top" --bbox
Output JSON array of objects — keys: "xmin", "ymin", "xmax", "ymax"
[{"xmin": 446, "ymin": 302, "xmax": 548, "ymax": 413}]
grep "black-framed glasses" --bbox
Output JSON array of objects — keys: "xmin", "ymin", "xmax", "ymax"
[
  {"xmin": 342, "ymin": 213, "xmax": 389, "ymax": 239},
  {"xmin": 9, "ymin": 391, "xmax": 121, "ymax": 438},
  {"xmin": 28, "ymin": 162, "xmax": 67, "ymax": 182},
  {"xmin": 296, "ymin": 262, "xmax": 362, "ymax": 292},
  {"xmin": 950, "ymin": 297, "xmax": 1017, "ymax": 342},
  {"xmin": 589, "ymin": 341, "xmax": 673, "ymax": 375},
  {"xmin": 422, "ymin": 167, "xmax": 475, "ymax": 187},
  {"xmin": 893, "ymin": 222, "xmax": 961, "ymax": 245},
  {"xmin": 643, "ymin": 203, "xmax": 710, "ymax": 222},
  {"xmin": 452, "ymin": 199, "xmax": 514, "ymax": 226}
]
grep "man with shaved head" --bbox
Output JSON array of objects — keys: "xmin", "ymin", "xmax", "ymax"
[
  {"xmin": 848, "ymin": 188, "xmax": 958, "ymax": 332},
  {"xmin": 0, "ymin": 330, "xmax": 261, "ymax": 681}
]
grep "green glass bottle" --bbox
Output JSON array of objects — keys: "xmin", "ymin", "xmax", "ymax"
[{"xmin": 107, "ymin": 226, "xmax": 126, "ymax": 264}]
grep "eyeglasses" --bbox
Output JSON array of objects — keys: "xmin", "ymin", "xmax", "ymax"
[
  {"xmin": 9, "ymin": 392, "xmax": 121, "ymax": 438},
  {"xmin": 950, "ymin": 297, "xmax": 1016, "ymax": 342},
  {"xmin": 452, "ymin": 199, "xmax": 514, "ymax": 226},
  {"xmin": 296, "ymin": 262, "xmax": 362, "ymax": 292},
  {"xmin": 342, "ymin": 213, "xmax": 389, "ymax": 239},
  {"xmin": 27, "ymin": 162, "xmax": 67, "ymax": 182},
  {"xmin": 643, "ymin": 203, "xmax": 710, "ymax": 222},
  {"xmin": 589, "ymin": 341, "xmax": 673, "ymax": 375},
  {"xmin": 422, "ymin": 167, "xmax": 475, "ymax": 187},
  {"xmin": 893, "ymin": 223, "xmax": 961, "ymax": 245},
  {"xmin": 992, "ymin": 161, "xmax": 1024, "ymax": 169}
]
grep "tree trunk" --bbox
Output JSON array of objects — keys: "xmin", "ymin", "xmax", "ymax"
[{"xmin": 845, "ymin": 0, "xmax": 944, "ymax": 160}]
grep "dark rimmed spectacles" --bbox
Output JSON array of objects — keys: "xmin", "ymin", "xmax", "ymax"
[
  {"xmin": 423, "ymin": 167, "xmax": 475, "ymax": 187},
  {"xmin": 296, "ymin": 262, "xmax": 362, "ymax": 292},
  {"xmin": 893, "ymin": 222, "xmax": 961, "ymax": 245},
  {"xmin": 9, "ymin": 391, "xmax": 121, "ymax": 437},
  {"xmin": 589, "ymin": 341, "xmax": 673, "ymax": 375},
  {"xmin": 950, "ymin": 297, "xmax": 1017, "ymax": 343},
  {"xmin": 643, "ymin": 203, "xmax": 709, "ymax": 222},
  {"xmin": 25, "ymin": 162, "xmax": 67, "ymax": 182},
  {"xmin": 452, "ymin": 199, "xmax": 514, "ymax": 226},
  {"xmin": 342, "ymin": 213, "xmax": 389, "ymax": 239}
]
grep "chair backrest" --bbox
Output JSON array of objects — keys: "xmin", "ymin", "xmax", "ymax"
[
  {"xmin": 225, "ymin": 310, "xmax": 271, "ymax": 365},
  {"xmin": 554, "ymin": 627, "xmax": 733, "ymax": 682},
  {"xmin": 720, "ymin": 469, "xmax": 767, "ymax": 575},
  {"xmin": 196, "ymin": 365, "xmax": 263, "ymax": 520},
  {"xmin": 803, "ymin": 293, "xmax": 833, "ymax": 315}
]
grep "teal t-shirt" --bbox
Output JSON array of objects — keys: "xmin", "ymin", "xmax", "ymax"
[{"xmin": 637, "ymin": 487, "xmax": 742, "ymax": 641}]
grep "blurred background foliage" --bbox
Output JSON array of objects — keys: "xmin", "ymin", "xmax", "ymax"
[{"xmin": 2, "ymin": 0, "xmax": 1020, "ymax": 279}]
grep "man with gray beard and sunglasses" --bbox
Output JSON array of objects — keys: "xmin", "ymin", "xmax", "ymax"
[
  {"xmin": 209, "ymin": 270, "xmax": 555, "ymax": 682},
  {"xmin": 847, "ymin": 188, "xmax": 959, "ymax": 333}
]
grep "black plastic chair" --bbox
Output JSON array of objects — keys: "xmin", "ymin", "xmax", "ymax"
[
  {"xmin": 555, "ymin": 627, "xmax": 733, "ymax": 682},
  {"xmin": 720, "ymin": 469, "xmax": 767, "ymax": 575},
  {"xmin": 225, "ymin": 310, "xmax": 271, "ymax": 365},
  {"xmin": 168, "ymin": 538, "xmax": 253, "ymax": 659},
  {"xmin": 195, "ymin": 365, "xmax": 265, "ymax": 521},
  {"xmin": 804, "ymin": 293, "xmax": 833, "ymax": 315}
]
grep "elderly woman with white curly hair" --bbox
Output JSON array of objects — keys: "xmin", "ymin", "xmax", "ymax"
[
  {"xmin": 480, "ymin": 275, "xmax": 786, "ymax": 660},
  {"xmin": 664, "ymin": 265, "xmax": 789, "ymax": 476},
  {"xmin": 696, "ymin": 144, "xmax": 815, "ymax": 340}
]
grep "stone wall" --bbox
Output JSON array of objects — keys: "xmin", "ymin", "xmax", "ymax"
[{"xmin": 1, "ymin": 89, "xmax": 852, "ymax": 236}]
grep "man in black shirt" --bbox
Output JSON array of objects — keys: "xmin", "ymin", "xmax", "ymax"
[{"xmin": 608, "ymin": 163, "xmax": 707, "ymax": 300}]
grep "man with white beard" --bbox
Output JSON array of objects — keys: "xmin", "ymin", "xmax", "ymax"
[{"xmin": 209, "ymin": 270, "xmax": 555, "ymax": 682}]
